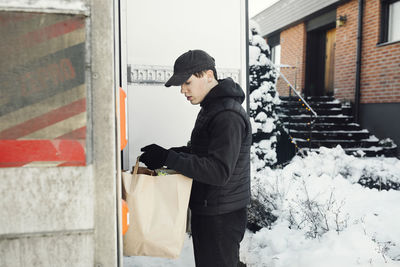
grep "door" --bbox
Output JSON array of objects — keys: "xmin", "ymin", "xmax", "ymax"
[
  {"xmin": 305, "ymin": 29, "xmax": 326, "ymax": 97},
  {"xmin": 324, "ymin": 28, "xmax": 336, "ymax": 96},
  {"xmin": 305, "ymin": 27, "xmax": 336, "ymax": 97}
]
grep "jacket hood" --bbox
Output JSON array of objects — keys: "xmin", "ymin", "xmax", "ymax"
[{"xmin": 200, "ymin": 78, "xmax": 245, "ymax": 107}]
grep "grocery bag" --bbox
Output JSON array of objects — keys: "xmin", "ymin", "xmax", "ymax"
[{"xmin": 122, "ymin": 158, "xmax": 192, "ymax": 258}]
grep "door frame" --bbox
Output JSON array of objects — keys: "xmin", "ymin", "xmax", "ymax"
[
  {"xmin": 304, "ymin": 10, "xmax": 336, "ymax": 97},
  {"xmin": 304, "ymin": 25, "xmax": 336, "ymax": 97}
]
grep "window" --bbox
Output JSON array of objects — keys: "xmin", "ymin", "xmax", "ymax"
[
  {"xmin": 381, "ymin": 0, "xmax": 400, "ymax": 43},
  {"xmin": 271, "ymin": 44, "xmax": 281, "ymax": 68},
  {"xmin": 267, "ymin": 33, "xmax": 281, "ymax": 68},
  {"xmin": 388, "ymin": 1, "xmax": 400, "ymax": 41}
]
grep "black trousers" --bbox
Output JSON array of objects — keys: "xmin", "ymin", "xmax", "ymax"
[{"xmin": 191, "ymin": 208, "xmax": 247, "ymax": 267}]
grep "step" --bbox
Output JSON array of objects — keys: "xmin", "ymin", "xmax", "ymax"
[
  {"xmin": 346, "ymin": 146, "xmax": 398, "ymax": 157},
  {"xmin": 279, "ymin": 101, "xmax": 342, "ymax": 109},
  {"xmin": 282, "ymin": 122, "xmax": 362, "ymax": 131},
  {"xmin": 292, "ymin": 137, "xmax": 380, "ymax": 149},
  {"xmin": 299, "ymin": 146, "xmax": 397, "ymax": 157},
  {"xmin": 305, "ymin": 96, "xmax": 336, "ymax": 102},
  {"xmin": 280, "ymin": 115, "xmax": 354, "ymax": 124},
  {"xmin": 277, "ymin": 107, "xmax": 343, "ymax": 116},
  {"xmin": 278, "ymin": 95, "xmax": 397, "ymax": 158},
  {"xmin": 289, "ymin": 130, "xmax": 370, "ymax": 140},
  {"xmin": 341, "ymin": 106, "xmax": 353, "ymax": 116},
  {"xmin": 280, "ymin": 96, "xmax": 336, "ymax": 102}
]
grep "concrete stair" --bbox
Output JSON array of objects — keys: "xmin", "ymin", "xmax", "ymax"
[{"xmin": 277, "ymin": 96, "xmax": 397, "ymax": 157}]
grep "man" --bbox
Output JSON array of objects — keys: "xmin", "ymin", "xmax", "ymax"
[{"xmin": 139, "ymin": 49, "xmax": 251, "ymax": 267}]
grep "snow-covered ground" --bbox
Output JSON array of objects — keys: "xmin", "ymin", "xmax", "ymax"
[
  {"xmin": 124, "ymin": 234, "xmax": 195, "ymax": 267},
  {"xmin": 124, "ymin": 146, "xmax": 400, "ymax": 267}
]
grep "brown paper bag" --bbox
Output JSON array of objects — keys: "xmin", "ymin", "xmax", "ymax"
[{"xmin": 122, "ymin": 158, "xmax": 192, "ymax": 258}]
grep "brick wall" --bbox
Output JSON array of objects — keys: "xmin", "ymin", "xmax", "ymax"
[
  {"xmin": 360, "ymin": 0, "xmax": 400, "ymax": 103},
  {"xmin": 335, "ymin": 0, "xmax": 359, "ymax": 101},
  {"xmin": 276, "ymin": 23, "xmax": 307, "ymax": 97},
  {"xmin": 336, "ymin": 0, "xmax": 400, "ymax": 103},
  {"xmin": 266, "ymin": 0, "xmax": 400, "ymax": 103}
]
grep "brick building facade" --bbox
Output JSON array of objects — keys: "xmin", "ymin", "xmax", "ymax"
[
  {"xmin": 254, "ymin": 0, "xmax": 400, "ymax": 156},
  {"xmin": 273, "ymin": 23, "xmax": 307, "ymax": 97},
  {"xmin": 336, "ymin": 0, "xmax": 400, "ymax": 103}
]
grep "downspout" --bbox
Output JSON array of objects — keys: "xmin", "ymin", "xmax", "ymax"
[
  {"xmin": 245, "ymin": 0, "xmax": 250, "ymax": 113},
  {"xmin": 354, "ymin": 0, "xmax": 364, "ymax": 123}
]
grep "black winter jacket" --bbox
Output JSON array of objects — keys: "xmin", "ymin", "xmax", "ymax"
[{"xmin": 165, "ymin": 78, "xmax": 252, "ymax": 215}]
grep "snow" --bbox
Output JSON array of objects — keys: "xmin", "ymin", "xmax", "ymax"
[
  {"xmin": 249, "ymin": 19, "xmax": 280, "ymax": 168},
  {"xmin": 280, "ymin": 114, "xmax": 353, "ymax": 118},
  {"xmin": 252, "ymin": 35, "xmax": 270, "ymax": 52},
  {"xmin": 124, "ymin": 146, "xmax": 400, "ymax": 266},
  {"xmin": 242, "ymin": 146, "xmax": 400, "ymax": 266},
  {"xmin": 367, "ymin": 135, "xmax": 380, "ymax": 141},
  {"xmin": 289, "ymin": 130, "xmax": 369, "ymax": 133},
  {"xmin": 241, "ymin": 225, "xmax": 400, "ymax": 267},
  {"xmin": 251, "ymin": 137, "xmax": 278, "ymax": 168},
  {"xmin": 124, "ymin": 234, "xmax": 195, "ymax": 267},
  {"xmin": 249, "ymin": 45, "xmax": 262, "ymax": 66},
  {"xmin": 327, "ymin": 100, "xmax": 341, "ymax": 103},
  {"xmin": 251, "ymin": 116, "xmax": 276, "ymax": 134},
  {"xmin": 249, "ymin": 83, "xmax": 281, "ymax": 107}
]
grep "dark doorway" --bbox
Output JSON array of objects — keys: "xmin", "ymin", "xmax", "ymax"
[
  {"xmin": 304, "ymin": 27, "xmax": 336, "ymax": 97},
  {"xmin": 305, "ymin": 29, "xmax": 326, "ymax": 97}
]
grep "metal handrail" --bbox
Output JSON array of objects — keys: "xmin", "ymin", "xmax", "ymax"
[
  {"xmin": 265, "ymin": 57, "xmax": 318, "ymax": 152},
  {"xmin": 265, "ymin": 57, "xmax": 318, "ymax": 117}
]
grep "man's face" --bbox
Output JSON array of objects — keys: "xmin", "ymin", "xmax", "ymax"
[{"xmin": 180, "ymin": 74, "xmax": 210, "ymax": 105}]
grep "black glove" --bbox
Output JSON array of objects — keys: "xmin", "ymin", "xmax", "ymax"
[{"xmin": 139, "ymin": 144, "xmax": 168, "ymax": 170}]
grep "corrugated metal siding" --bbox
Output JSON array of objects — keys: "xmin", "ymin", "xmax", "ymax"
[{"xmin": 252, "ymin": 0, "xmax": 342, "ymax": 37}]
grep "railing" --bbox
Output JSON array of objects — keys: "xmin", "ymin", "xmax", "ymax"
[{"xmin": 265, "ymin": 57, "xmax": 318, "ymax": 151}]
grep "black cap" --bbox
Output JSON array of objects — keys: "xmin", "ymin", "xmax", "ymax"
[{"xmin": 165, "ymin": 50, "xmax": 215, "ymax": 87}]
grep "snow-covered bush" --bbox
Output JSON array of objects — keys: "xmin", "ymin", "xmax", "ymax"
[
  {"xmin": 316, "ymin": 146, "xmax": 400, "ymax": 191},
  {"xmin": 240, "ymin": 146, "xmax": 400, "ymax": 266},
  {"xmin": 358, "ymin": 163, "xmax": 400, "ymax": 191},
  {"xmin": 247, "ymin": 166, "xmax": 279, "ymax": 232},
  {"xmin": 247, "ymin": 20, "xmax": 281, "ymax": 232},
  {"xmin": 287, "ymin": 179, "xmax": 349, "ymax": 238},
  {"xmin": 248, "ymin": 20, "xmax": 280, "ymax": 170}
]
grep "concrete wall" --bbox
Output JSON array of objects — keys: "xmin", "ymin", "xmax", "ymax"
[
  {"xmin": 92, "ymin": 0, "xmax": 119, "ymax": 266},
  {"xmin": 0, "ymin": 0, "xmax": 119, "ymax": 266},
  {"xmin": 0, "ymin": 167, "xmax": 95, "ymax": 266},
  {"xmin": 360, "ymin": 103, "xmax": 400, "ymax": 157}
]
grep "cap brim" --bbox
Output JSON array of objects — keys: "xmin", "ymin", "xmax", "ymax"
[{"xmin": 165, "ymin": 73, "xmax": 192, "ymax": 87}]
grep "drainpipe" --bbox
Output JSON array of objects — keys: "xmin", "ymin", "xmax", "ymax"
[
  {"xmin": 245, "ymin": 0, "xmax": 250, "ymax": 113},
  {"xmin": 354, "ymin": 0, "xmax": 364, "ymax": 123}
]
